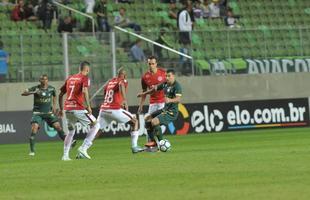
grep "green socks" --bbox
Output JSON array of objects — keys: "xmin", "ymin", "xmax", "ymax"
[
  {"xmin": 153, "ymin": 125, "xmax": 163, "ymax": 141},
  {"xmin": 57, "ymin": 130, "xmax": 66, "ymax": 141},
  {"xmin": 29, "ymin": 132, "xmax": 36, "ymax": 153}
]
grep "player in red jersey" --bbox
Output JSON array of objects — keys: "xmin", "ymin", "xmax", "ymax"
[
  {"xmin": 97, "ymin": 67, "xmax": 143, "ymax": 153},
  {"xmin": 138, "ymin": 56, "xmax": 167, "ymax": 146},
  {"xmin": 58, "ymin": 61, "xmax": 100, "ymax": 161}
]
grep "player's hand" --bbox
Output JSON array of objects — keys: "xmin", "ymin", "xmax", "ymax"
[
  {"xmin": 165, "ymin": 97, "xmax": 171, "ymax": 104},
  {"xmin": 86, "ymin": 106, "xmax": 92, "ymax": 115},
  {"xmin": 122, "ymin": 100, "xmax": 128, "ymax": 111},
  {"xmin": 137, "ymin": 92, "xmax": 144, "ymax": 98},
  {"xmin": 58, "ymin": 110, "xmax": 64, "ymax": 118}
]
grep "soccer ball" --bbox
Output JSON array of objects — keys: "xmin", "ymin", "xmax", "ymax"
[{"xmin": 159, "ymin": 139, "xmax": 171, "ymax": 152}]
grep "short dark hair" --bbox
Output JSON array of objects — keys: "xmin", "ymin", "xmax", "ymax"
[
  {"xmin": 40, "ymin": 74, "xmax": 48, "ymax": 79},
  {"xmin": 166, "ymin": 69, "xmax": 175, "ymax": 74},
  {"xmin": 148, "ymin": 55, "xmax": 157, "ymax": 61},
  {"xmin": 80, "ymin": 61, "xmax": 90, "ymax": 71}
]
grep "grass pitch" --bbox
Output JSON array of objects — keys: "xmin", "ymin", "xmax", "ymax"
[{"xmin": 1, "ymin": 128, "xmax": 310, "ymax": 200}]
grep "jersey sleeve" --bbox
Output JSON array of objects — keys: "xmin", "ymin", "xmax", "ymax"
[
  {"xmin": 175, "ymin": 82, "xmax": 182, "ymax": 97},
  {"xmin": 82, "ymin": 76, "xmax": 90, "ymax": 88},
  {"xmin": 52, "ymin": 87, "xmax": 56, "ymax": 97},
  {"xmin": 156, "ymin": 82, "xmax": 165, "ymax": 91},
  {"xmin": 28, "ymin": 86, "xmax": 37, "ymax": 92}
]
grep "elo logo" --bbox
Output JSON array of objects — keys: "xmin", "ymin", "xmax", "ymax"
[{"xmin": 168, "ymin": 103, "xmax": 190, "ymax": 135}]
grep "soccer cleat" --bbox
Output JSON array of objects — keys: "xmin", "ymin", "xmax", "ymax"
[
  {"xmin": 71, "ymin": 140, "xmax": 77, "ymax": 148},
  {"xmin": 61, "ymin": 155, "xmax": 71, "ymax": 161},
  {"xmin": 144, "ymin": 146, "xmax": 160, "ymax": 153},
  {"xmin": 144, "ymin": 141, "xmax": 157, "ymax": 147},
  {"xmin": 29, "ymin": 152, "xmax": 35, "ymax": 156},
  {"xmin": 77, "ymin": 146, "xmax": 91, "ymax": 159},
  {"xmin": 131, "ymin": 146, "xmax": 144, "ymax": 153}
]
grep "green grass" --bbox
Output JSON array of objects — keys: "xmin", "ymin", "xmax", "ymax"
[{"xmin": 1, "ymin": 128, "xmax": 310, "ymax": 200}]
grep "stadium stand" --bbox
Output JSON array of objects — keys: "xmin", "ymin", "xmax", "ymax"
[{"xmin": 1, "ymin": 0, "xmax": 310, "ymax": 81}]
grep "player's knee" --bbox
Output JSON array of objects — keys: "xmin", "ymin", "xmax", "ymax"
[
  {"xmin": 144, "ymin": 114, "xmax": 152, "ymax": 121},
  {"xmin": 145, "ymin": 121, "xmax": 152, "ymax": 130},
  {"xmin": 31, "ymin": 125, "xmax": 39, "ymax": 133},
  {"xmin": 151, "ymin": 118, "xmax": 159, "ymax": 127},
  {"xmin": 68, "ymin": 124, "xmax": 74, "ymax": 131},
  {"xmin": 53, "ymin": 123, "xmax": 61, "ymax": 130}
]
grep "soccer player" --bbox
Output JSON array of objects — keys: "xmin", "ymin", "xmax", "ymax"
[
  {"xmin": 97, "ymin": 67, "xmax": 143, "ymax": 153},
  {"xmin": 137, "ymin": 69, "xmax": 182, "ymax": 147},
  {"xmin": 138, "ymin": 56, "xmax": 167, "ymax": 140},
  {"xmin": 58, "ymin": 61, "xmax": 100, "ymax": 161},
  {"xmin": 21, "ymin": 74, "xmax": 70, "ymax": 156}
]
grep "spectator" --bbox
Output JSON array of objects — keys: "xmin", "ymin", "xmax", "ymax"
[
  {"xmin": 24, "ymin": 1, "xmax": 38, "ymax": 21},
  {"xmin": 208, "ymin": 0, "xmax": 220, "ymax": 19},
  {"xmin": 168, "ymin": 0, "xmax": 178, "ymax": 20},
  {"xmin": 219, "ymin": 0, "xmax": 228, "ymax": 17},
  {"xmin": 0, "ymin": 41, "xmax": 9, "ymax": 83},
  {"xmin": 224, "ymin": 9, "xmax": 241, "ymax": 28},
  {"xmin": 201, "ymin": 0, "xmax": 210, "ymax": 18},
  {"xmin": 130, "ymin": 39, "xmax": 145, "ymax": 62},
  {"xmin": 154, "ymin": 29, "xmax": 172, "ymax": 59},
  {"xmin": 177, "ymin": 0, "xmax": 193, "ymax": 75},
  {"xmin": 114, "ymin": 7, "xmax": 141, "ymax": 32},
  {"xmin": 84, "ymin": 0, "xmax": 95, "ymax": 13},
  {"xmin": 37, "ymin": 0, "xmax": 55, "ymax": 30},
  {"xmin": 58, "ymin": 16, "xmax": 74, "ymax": 33},
  {"xmin": 94, "ymin": 0, "xmax": 110, "ymax": 32},
  {"xmin": 193, "ymin": 0, "xmax": 204, "ymax": 19},
  {"xmin": 177, "ymin": 1, "xmax": 193, "ymax": 45},
  {"xmin": 11, "ymin": 0, "xmax": 25, "ymax": 21}
]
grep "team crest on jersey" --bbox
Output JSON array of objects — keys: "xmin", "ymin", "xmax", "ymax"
[{"xmin": 158, "ymin": 76, "xmax": 163, "ymax": 81}]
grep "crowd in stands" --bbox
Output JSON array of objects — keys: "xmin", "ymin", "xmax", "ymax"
[{"xmin": 0, "ymin": 0, "xmax": 243, "ymax": 80}]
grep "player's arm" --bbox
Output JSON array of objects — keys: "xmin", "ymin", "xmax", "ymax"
[
  {"xmin": 137, "ymin": 79, "xmax": 147, "ymax": 113},
  {"xmin": 58, "ymin": 83, "xmax": 67, "ymax": 117},
  {"xmin": 21, "ymin": 87, "xmax": 38, "ymax": 96},
  {"xmin": 120, "ymin": 83, "xmax": 128, "ymax": 111},
  {"xmin": 165, "ymin": 95, "xmax": 181, "ymax": 104},
  {"xmin": 83, "ymin": 86, "xmax": 92, "ymax": 114},
  {"xmin": 52, "ymin": 89, "xmax": 57, "ymax": 114},
  {"xmin": 137, "ymin": 82, "xmax": 164, "ymax": 97}
]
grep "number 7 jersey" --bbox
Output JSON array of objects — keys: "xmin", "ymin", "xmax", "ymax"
[
  {"xmin": 100, "ymin": 77, "xmax": 128, "ymax": 110},
  {"xmin": 60, "ymin": 73, "xmax": 90, "ymax": 110}
]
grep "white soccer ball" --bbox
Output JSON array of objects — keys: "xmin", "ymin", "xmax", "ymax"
[{"xmin": 159, "ymin": 139, "xmax": 171, "ymax": 152}]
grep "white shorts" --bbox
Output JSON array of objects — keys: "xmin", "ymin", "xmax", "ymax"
[
  {"xmin": 65, "ymin": 110, "xmax": 96, "ymax": 129},
  {"xmin": 148, "ymin": 103, "xmax": 165, "ymax": 114},
  {"xmin": 98, "ymin": 109, "xmax": 135, "ymax": 129}
]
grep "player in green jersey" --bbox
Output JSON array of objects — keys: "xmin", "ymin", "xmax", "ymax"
[
  {"xmin": 22, "ymin": 74, "xmax": 74, "ymax": 156},
  {"xmin": 137, "ymin": 69, "xmax": 182, "ymax": 147}
]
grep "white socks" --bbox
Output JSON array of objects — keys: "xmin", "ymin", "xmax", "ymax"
[
  {"xmin": 63, "ymin": 129, "xmax": 75, "ymax": 157},
  {"xmin": 81, "ymin": 123, "xmax": 100, "ymax": 151},
  {"xmin": 160, "ymin": 125, "xmax": 166, "ymax": 134},
  {"xmin": 131, "ymin": 130, "xmax": 139, "ymax": 148}
]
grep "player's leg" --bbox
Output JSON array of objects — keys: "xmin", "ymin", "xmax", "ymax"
[
  {"xmin": 62, "ymin": 111, "xmax": 76, "ymax": 160},
  {"xmin": 77, "ymin": 110, "xmax": 99, "ymax": 159},
  {"xmin": 45, "ymin": 114, "xmax": 65, "ymax": 141},
  {"xmin": 113, "ymin": 109, "xmax": 143, "ymax": 153},
  {"xmin": 29, "ymin": 114, "xmax": 42, "ymax": 155},
  {"xmin": 50, "ymin": 120, "xmax": 77, "ymax": 148},
  {"xmin": 29, "ymin": 122, "xmax": 39, "ymax": 156},
  {"xmin": 144, "ymin": 110, "xmax": 163, "ymax": 147}
]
